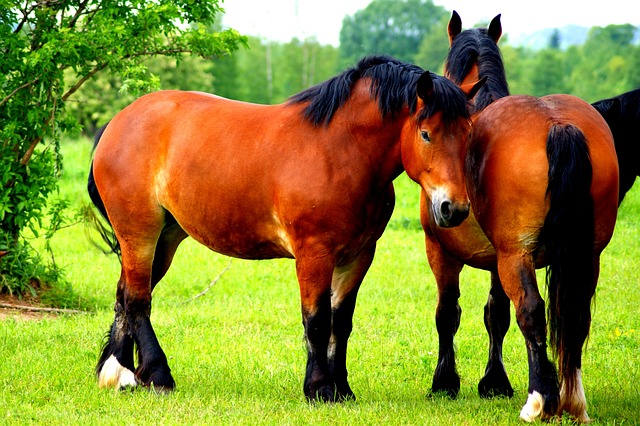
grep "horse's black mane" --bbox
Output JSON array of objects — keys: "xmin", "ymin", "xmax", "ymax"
[
  {"xmin": 445, "ymin": 28, "xmax": 509, "ymax": 112},
  {"xmin": 592, "ymin": 87, "xmax": 640, "ymax": 204},
  {"xmin": 288, "ymin": 55, "xmax": 470, "ymax": 127},
  {"xmin": 592, "ymin": 88, "xmax": 640, "ymax": 122}
]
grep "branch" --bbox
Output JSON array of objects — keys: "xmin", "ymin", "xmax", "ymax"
[
  {"xmin": 0, "ymin": 302, "xmax": 87, "ymax": 315},
  {"xmin": 14, "ymin": 0, "xmax": 36, "ymax": 34},
  {"xmin": 180, "ymin": 261, "xmax": 232, "ymax": 304},
  {"xmin": 20, "ymin": 96, "xmax": 56, "ymax": 166},
  {"xmin": 62, "ymin": 62, "xmax": 108, "ymax": 101},
  {"xmin": 67, "ymin": 0, "xmax": 90, "ymax": 29},
  {"xmin": 0, "ymin": 78, "xmax": 39, "ymax": 109}
]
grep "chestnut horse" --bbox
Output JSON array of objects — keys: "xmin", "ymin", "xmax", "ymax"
[
  {"xmin": 592, "ymin": 87, "xmax": 640, "ymax": 203},
  {"xmin": 88, "ymin": 55, "xmax": 483, "ymax": 401},
  {"xmin": 419, "ymin": 12, "xmax": 619, "ymax": 422}
]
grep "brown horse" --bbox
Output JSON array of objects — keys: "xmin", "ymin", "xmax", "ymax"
[
  {"xmin": 419, "ymin": 12, "xmax": 619, "ymax": 422},
  {"xmin": 88, "ymin": 55, "xmax": 483, "ymax": 401}
]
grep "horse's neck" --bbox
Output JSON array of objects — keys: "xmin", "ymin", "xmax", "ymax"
[{"xmin": 333, "ymin": 102, "xmax": 407, "ymax": 184}]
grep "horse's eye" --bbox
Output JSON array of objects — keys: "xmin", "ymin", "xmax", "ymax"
[{"xmin": 420, "ymin": 130, "xmax": 431, "ymax": 142}]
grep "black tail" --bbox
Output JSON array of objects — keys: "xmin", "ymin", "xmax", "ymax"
[
  {"xmin": 86, "ymin": 124, "xmax": 121, "ymax": 256},
  {"xmin": 539, "ymin": 124, "xmax": 594, "ymax": 398}
]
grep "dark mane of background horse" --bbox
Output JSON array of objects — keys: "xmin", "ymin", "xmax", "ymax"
[
  {"xmin": 288, "ymin": 55, "xmax": 471, "ymax": 127},
  {"xmin": 592, "ymin": 87, "xmax": 640, "ymax": 204},
  {"xmin": 444, "ymin": 23, "xmax": 509, "ymax": 113}
]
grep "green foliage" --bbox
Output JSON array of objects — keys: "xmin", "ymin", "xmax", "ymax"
[
  {"xmin": 504, "ymin": 24, "xmax": 640, "ymax": 101},
  {"xmin": 339, "ymin": 0, "xmax": 448, "ymax": 66},
  {"xmin": 0, "ymin": 0, "xmax": 247, "ymax": 295}
]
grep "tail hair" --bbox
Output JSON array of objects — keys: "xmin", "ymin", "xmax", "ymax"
[
  {"xmin": 86, "ymin": 123, "xmax": 121, "ymax": 258},
  {"xmin": 539, "ymin": 123, "xmax": 594, "ymax": 398}
]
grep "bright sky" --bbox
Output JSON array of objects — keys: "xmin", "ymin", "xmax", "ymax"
[{"xmin": 221, "ymin": 0, "xmax": 640, "ymax": 46}]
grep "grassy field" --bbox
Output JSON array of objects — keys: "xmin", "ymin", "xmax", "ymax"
[{"xmin": 1, "ymin": 137, "xmax": 639, "ymax": 425}]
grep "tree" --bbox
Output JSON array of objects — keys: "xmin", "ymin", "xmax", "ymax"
[
  {"xmin": 0, "ymin": 0, "xmax": 246, "ymax": 294},
  {"xmin": 569, "ymin": 24, "xmax": 637, "ymax": 101},
  {"xmin": 413, "ymin": 14, "xmax": 451, "ymax": 72},
  {"xmin": 339, "ymin": 0, "xmax": 448, "ymax": 66}
]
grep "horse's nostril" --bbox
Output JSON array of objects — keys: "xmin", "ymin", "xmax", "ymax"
[{"xmin": 440, "ymin": 201, "xmax": 452, "ymax": 219}]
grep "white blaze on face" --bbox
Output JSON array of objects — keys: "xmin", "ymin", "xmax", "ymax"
[
  {"xmin": 98, "ymin": 355, "xmax": 137, "ymax": 390},
  {"xmin": 429, "ymin": 187, "xmax": 450, "ymax": 223}
]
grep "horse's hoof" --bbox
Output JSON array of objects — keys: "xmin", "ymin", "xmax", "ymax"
[
  {"xmin": 478, "ymin": 370, "xmax": 514, "ymax": 398},
  {"xmin": 98, "ymin": 355, "xmax": 138, "ymax": 390},
  {"xmin": 429, "ymin": 387, "xmax": 459, "ymax": 399},
  {"xmin": 431, "ymin": 370, "xmax": 460, "ymax": 399},
  {"xmin": 135, "ymin": 365, "xmax": 175, "ymax": 392},
  {"xmin": 519, "ymin": 391, "xmax": 561, "ymax": 422},
  {"xmin": 306, "ymin": 383, "xmax": 342, "ymax": 403}
]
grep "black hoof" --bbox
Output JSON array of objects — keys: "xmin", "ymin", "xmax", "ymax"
[
  {"xmin": 429, "ymin": 386, "xmax": 459, "ymax": 399},
  {"xmin": 306, "ymin": 382, "xmax": 356, "ymax": 403},
  {"xmin": 478, "ymin": 369, "xmax": 514, "ymax": 398},
  {"xmin": 136, "ymin": 365, "xmax": 175, "ymax": 392},
  {"xmin": 306, "ymin": 383, "xmax": 337, "ymax": 403},
  {"xmin": 431, "ymin": 369, "xmax": 460, "ymax": 399}
]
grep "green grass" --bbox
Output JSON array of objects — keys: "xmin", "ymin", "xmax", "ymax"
[{"xmin": 1, "ymin": 137, "xmax": 639, "ymax": 424}]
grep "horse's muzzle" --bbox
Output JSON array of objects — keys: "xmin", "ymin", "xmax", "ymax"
[{"xmin": 433, "ymin": 198, "xmax": 470, "ymax": 228}]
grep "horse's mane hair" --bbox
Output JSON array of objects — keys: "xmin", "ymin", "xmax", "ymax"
[
  {"xmin": 288, "ymin": 55, "xmax": 470, "ymax": 127},
  {"xmin": 592, "ymin": 87, "xmax": 640, "ymax": 122},
  {"xmin": 445, "ymin": 28, "xmax": 509, "ymax": 112}
]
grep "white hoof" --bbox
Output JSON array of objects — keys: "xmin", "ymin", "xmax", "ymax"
[
  {"xmin": 98, "ymin": 355, "xmax": 137, "ymax": 390},
  {"xmin": 519, "ymin": 391, "xmax": 545, "ymax": 422}
]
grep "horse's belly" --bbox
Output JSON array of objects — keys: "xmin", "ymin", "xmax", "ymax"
[
  {"xmin": 174, "ymin": 211, "xmax": 295, "ymax": 260},
  {"xmin": 430, "ymin": 211, "xmax": 497, "ymax": 270}
]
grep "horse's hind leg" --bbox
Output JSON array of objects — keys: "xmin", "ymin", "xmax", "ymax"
[
  {"xmin": 478, "ymin": 270, "xmax": 514, "ymax": 398},
  {"xmin": 557, "ymin": 257, "xmax": 598, "ymax": 423},
  {"xmin": 497, "ymin": 253, "xmax": 559, "ymax": 421},
  {"xmin": 425, "ymin": 235, "xmax": 464, "ymax": 398},
  {"xmin": 328, "ymin": 244, "xmax": 376, "ymax": 401},
  {"xmin": 150, "ymin": 219, "xmax": 188, "ymax": 291},
  {"xmin": 97, "ymin": 271, "xmax": 136, "ymax": 389},
  {"xmin": 97, "ymin": 220, "xmax": 186, "ymax": 390},
  {"xmin": 97, "ymin": 208, "xmax": 178, "ymax": 392}
]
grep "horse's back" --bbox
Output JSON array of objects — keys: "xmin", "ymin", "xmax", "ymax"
[
  {"xmin": 469, "ymin": 94, "xmax": 618, "ymax": 254},
  {"xmin": 91, "ymin": 90, "xmax": 301, "ymax": 259}
]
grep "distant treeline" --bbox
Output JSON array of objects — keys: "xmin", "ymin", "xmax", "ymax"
[{"xmin": 67, "ymin": 0, "xmax": 640, "ymax": 134}]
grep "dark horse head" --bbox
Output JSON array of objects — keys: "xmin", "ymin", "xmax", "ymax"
[{"xmin": 445, "ymin": 11, "xmax": 509, "ymax": 113}]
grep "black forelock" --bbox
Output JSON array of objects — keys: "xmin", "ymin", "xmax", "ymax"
[
  {"xmin": 445, "ymin": 27, "xmax": 510, "ymax": 112},
  {"xmin": 417, "ymin": 71, "xmax": 472, "ymax": 126}
]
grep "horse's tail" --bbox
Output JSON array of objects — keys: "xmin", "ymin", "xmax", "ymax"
[
  {"xmin": 539, "ymin": 123, "xmax": 594, "ymax": 398},
  {"xmin": 86, "ymin": 123, "xmax": 121, "ymax": 256}
]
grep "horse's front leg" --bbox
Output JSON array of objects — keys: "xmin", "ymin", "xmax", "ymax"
[
  {"xmin": 296, "ymin": 253, "xmax": 336, "ymax": 402},
  {"xmin": 497, "ymin": 254, "xmax": 559, "ymax": 421},
  {"xmin": 425, "ymin": 232, "xmax": 464, "ymax": 398},
  {"xmin": 478, "ymin": 270, "xmax": 514, "ymax": 398},
  {"xmin": 327, "ymin": 244, "xmax": 377, "ymax": 401}
]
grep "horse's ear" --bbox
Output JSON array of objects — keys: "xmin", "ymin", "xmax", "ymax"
[
  {"xmin": 448, "ymin": 10, "xmax": 462, "ymax": 45},
  {"xmin": 488, "ymin": 14, "xmax": 502, "ymax": 43},
  {"xmin": 416, "ymin": 71, "xmax": 434, "ymax": 101},
  {"xmin": 462, "ymin": 76, "xmax": 487, "ymax": 100}
]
